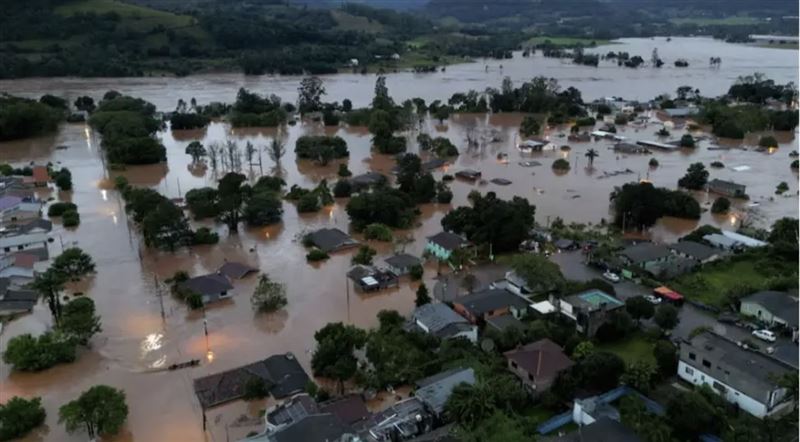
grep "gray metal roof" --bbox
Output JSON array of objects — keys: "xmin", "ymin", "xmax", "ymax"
[
  {"xmin": 485, "ymin": 314, "xmax": 524, "ymax": 332},
  {"xmin": 620, "ymin": 242, "xmax": 671, "ymax": 264},
  {"xmin": 669, "ymin": 241, "xmax": 720, "ymax": 261},
  {"xmin": 307, "ymin": 228, "xmax": 358, "ymax": 253},
  {"xmin": 414, "ymin": 368, "xmax": 475, "ymax": 415},
  {"xmin": 218, "ymin": 261, "xmax": 258, "ymax": 279},
  {"xmin": 682, "ymin": 332, "xmax": 793, "ymax": 402},
  {"xmin": 384, "ymin": 253, "xmax": 421, "ymax": 269},
  {"xmin": 708, "ymin": 178, "xmax": 746, "ymax": 193},
  {"xmin": 454, "ymin": 288, "xmax": 530, "ymax": 316},
  {"xmin": 181, "ymin": 273, "xmax": 233, "ymax": 296},
  {"xmin": 741, "ymin": 291, "xmax": 799, "ymax": 328},
  {"xmin": 412, "ymin": 303, "xmax": 469, "ymax": 334},
  {"xmin": 426, "ymin": 231, "xmax": 468, "ymax": 252}
]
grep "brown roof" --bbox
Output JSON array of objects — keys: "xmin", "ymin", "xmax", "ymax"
[
  {"xmin": 13, "ymin": 253, "xmax": 38, "ymax": 269},
  {"xmin": 32, "ymin": 166, "xmax": 49, "ymax": 183},
  {"xmin": 503, "ymin": 338, "xmax": 573, "ymax": 382},
  {"xmin": 319, "ymin": 394, "xmax": 370, "ymax": 425}
]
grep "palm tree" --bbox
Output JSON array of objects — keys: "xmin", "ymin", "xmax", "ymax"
[{"xmin": 585, "ymin": 148, "xmax": 599, "ymax": 167}]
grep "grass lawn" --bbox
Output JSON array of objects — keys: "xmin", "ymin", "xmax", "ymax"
[
  {"xmin": 598, "ymin": 334, "xmax": 656, "ymax": 365},
  {"xmin": 525, "ymin": 36, "xmax": 613, "ymax": 47},
  {"xmin": 669, "ymin": 16, "xmax": 761, "ymax": 26}
]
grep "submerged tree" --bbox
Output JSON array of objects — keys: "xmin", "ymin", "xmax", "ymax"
[
  {"xmin": 251, "ymin": 274, "xmax": 287, "ymax": 313},
  {"xmin": 59, "ymin": 385, "xmax": 128, "ymax": 439}
]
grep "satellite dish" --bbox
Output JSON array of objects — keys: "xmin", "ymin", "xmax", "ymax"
[{"xmin": 481, "ymin": 338, "xmax": 495, "ymax": 353}]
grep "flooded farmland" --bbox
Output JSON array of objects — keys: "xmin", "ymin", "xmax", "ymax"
[{"xmin": 0, "ymin": 37, "xmax": 797, "ymax": 442}]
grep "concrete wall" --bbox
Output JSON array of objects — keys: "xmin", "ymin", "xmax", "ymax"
[{"xmin": 740, "ymin": 301, "xmax": 781, "ymax": 325}]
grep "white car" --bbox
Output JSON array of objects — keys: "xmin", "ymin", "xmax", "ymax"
[
  {"xmin": 752, "ymin": 329, "xmax": 777, "ymax": 343},
  {"xmin": 602, "ymin": 271, "xmax": 620, "ymax": 283},
  {"xmin": 644, "ymin": 295, "xmax": 662, "ymax": 305}
]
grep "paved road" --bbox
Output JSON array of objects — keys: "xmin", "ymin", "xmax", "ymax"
[
  {"xmin": 549, "ymin": 250, "xmax": 647, "ymax": 301},
  {"xmin": 432, "ymin": 263, "xmax": 508, "ymax": 303}
]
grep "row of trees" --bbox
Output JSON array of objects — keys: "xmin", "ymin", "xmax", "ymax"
[
  {"xmin": 611, "ymin": 181, "xmax": 701, "ymax": 229},
  {"xmin": 88, "ymin": 92, "xmax": 166, "ymax": 165},
  {"xmin": 0, "ymin": 94, "xmax": 65, "ymax": 141}
]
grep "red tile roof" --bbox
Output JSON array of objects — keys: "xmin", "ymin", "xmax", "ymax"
[
  {"xmin": 504, "ymin": 338, "xmax": 574, "ymax": 382},
  {"xmin": 32, "ymin": 166, "xmax": 49, "ymax": 183}
]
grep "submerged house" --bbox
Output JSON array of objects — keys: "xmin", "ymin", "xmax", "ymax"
[
  {"xmin": 347, "ymin": 265, "xmax": 399, "ymax": 292},
  {"xmin": 424, "ymin": 231, "xmax": 470, "ymax": 262},
  {"xmin": 349, "ymin": 172, "xmax": 387, "ymax": 192},
  {"xmin": 180, "ymin": 273, "xmax": 234, "ymax": 304},
  {"xmin": 707, "ymin": 179, "xmax": 747, "ymax": 198},
  {"xmin": 384, "ymin": 253, "xmax": 422, "ymax": 276},
  {"xmin": 305, "ymin": 228, "xmax": 359, "ymax": 253}
]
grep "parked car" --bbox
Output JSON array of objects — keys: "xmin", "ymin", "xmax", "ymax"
[
  {"xmin": 602, "ymin": 271, "xmax": 620, "ymax": 283},
  {"xmin": 752, "ymin": 329, "xmax": 777, "ymax": 343},
  {"xmin": 717, "ymin": 313, "xmax": 738, "ymax": 325},
  {"xmin": 644, "ymin": 295, "xmax": 662, "ymax": 305}
]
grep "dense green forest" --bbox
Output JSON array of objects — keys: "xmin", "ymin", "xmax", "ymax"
[{"xmin": 0, "ymin": 0, "xmax": 796, "ymax": 78}]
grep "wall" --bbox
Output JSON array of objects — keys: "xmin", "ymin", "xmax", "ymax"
[
  {"xmin": 740, "ymin": 301, "xmax": 778, "ymax": 325},
  {"xmin": 424, "ymin": 242, "xmax": 451, "ymax": 261},
  {"xmin": 677, "ymin": 360, "xmax": 773, "ymax": 418}
]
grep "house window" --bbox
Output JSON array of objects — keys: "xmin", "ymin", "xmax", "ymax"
[
  {"xmin": 702, "ymin": 359, "xmax": 712, "ymax": 368},
  {"xmin": 712, "ymin": 382, "xmax": 727, "ymax": 393},
  {"xmin": 511, "ymin": 361, "xmax": 518, "ymax": 369},
  {"xmin": 689, "ymin": 352, "xmax": 696, "ymax": 360},
  {"xmin": 17, "ymin": 245, "xmax": 23, "ymax": 251},
  {"xmin": 685, "ymin": 366, "xmax": 694, "ymax": 375}
]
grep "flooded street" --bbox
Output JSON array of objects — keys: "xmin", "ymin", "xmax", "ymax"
[
  {"xmin": 0, "ymin": 37, "xmax": 798, "ymax": 442},
  {"xmin": 0, "ymin": 37, "xmax": 797, "ymax": 109}
]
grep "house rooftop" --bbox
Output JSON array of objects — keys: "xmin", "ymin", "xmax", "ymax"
[
  {"xmin": 319, "ymin": 394, "xmax": 370, "ymax": 426},
  {"xmin": 16, "ymin": 218, "xmax": 52, "ymax": 234},
  {"xmin": 307, "ymin": 228, "xmax": 359, "ymax": 253},
  {"xmin": 485, "ymin": 314, "xmax": 524, "ymax": 332},
  {"xmin": 620, "ymin": 242, "xmax": 670, "ymax": 265},
  {"xmin": 0, "ymin": 196, "xmax": 23, "ymax": 211},
  {"xmin": 708, "ymin": 178, "xmax": 746, "ymax": 193},
  {"xmin": 181, "ymin": 273, "xmax": 233, "ymax": 297},
  {"xmin": 193, "ymin": 353, "xmax": 309, "ymax": 408},
  {"xmin": 363, "ymin": 397, "xmax": 428, "ymax": 442},
  {"xmin": 454, "ymin": 288, "xmax": 529, "ymax": 317},
  {"xmin": 266, "ymin": 394, "xmax": 318, "ymax": 427},
  {"xmin": 0, "ymin": 232, "xmax": 48, "ymax": 250},
  {"xmin": 247, "ymin": 413, "xmax": 355, "ymax": 442},
  {"xmin": 426, "ymin": 231, "xmax": 468, "ymax": 252},
  {"xmin": 554, "ymin": 417, "xmax": 641, "ymax": 442},
  {"xmin": 669, "ymin": 240, "xmax": 719, "ymax": 261},
  {"xmin": 741, "ymin": 291, "xmax": 798, "ymax": 328},
  {"xmin": 684, "ymin": 332, "xmax": 793, "ymax": 401},
  {"xmin": 410, "ymin": 303, "xmax": 470, "ymax": 336},
  {"xmin": 384, "ymin": 253, "xmax": 421, "ymax": 269},
  {"xmin": 564, "ymin": 289, "xmax": 624, "ymax": 312},
  {"xmin": 350, "ymin": 172, "xmax": 386, "ymax": 187},
  {"xmin": 31, "ymin": 166, "xmax": 49, "ymax": 183},
  {"xmin": 414, "ymin": 367, "xmax": 475, "ymax": 415},
  {"xmin": 504, "ymin": 339, "xmax": 573, "ymax": 382},
  {"xmin": 218, "ymin": 261, "xmax": 259, "ymax": 279}
]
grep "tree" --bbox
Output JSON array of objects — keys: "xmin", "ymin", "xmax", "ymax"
[
  {"xmin": 0, "ymin": 396, "xmax": 46, "ymax": 441},
  {"xmin": 409, "ymin": 264, "xmax": 423, "ymax": 281},
  {"xmin": 333, "ymin": 180, "xmax": 352, "ymax": 198},
  {"xmin": 51, "ymin": 247, "xmax": 95, "ymax": 281},
  {"xmin": 338, "ymin": 163, "xmax": 352, "ymax": 177},
  {"xmin": 441, "ymin": 192, "xmax": 535, "ymax": 253},
  {"xmin": 59, "ymin": 385, "xmax": 128, "ymax": 439},
  {"xmin": 775, "ymin": 181, "xmax": 789, "ymax": 195},
  {"xmin": 243, "ymin": 191, "xmax": 283, "ymax": 226},
  {"xmin": 268, "ymin": 138, "xmax": 286, "ymax": 165},
  {"xmin": 297, "ymin": 76, "xmax": 325, "ymax": 114},
  {"xmin": 372, "ymin": 75, "xmax": 394, "ymax": 111},
  {"xmin": 585, "ymin": 148, "xmax": 599, "ymax": 167},
  {"xmin": 511, "ymin": 254, "xmax": 565, "ymax": 293},
  {"xmin": 434, "ymin": 105, "xmax": 452, "ymax": 124},
  {"xmin": 346, "ymin": 187, "xmax": 416, "ymax": 229},
  {"xmin": 711, "ymin": 197, "xmax": 731, "ymax": 214},
  {"xmin": 311, "ymin": 323, "xmax": 367, "ymax": 394},
  {"xmin": 185, "ymin": 141, "xmax": 206, "ymax": 163},
  {"xmin": 352, "ymin": 245, "xmax": 376, "ymax": 265},
  {"xmin": 31, "ymin": 268, "xmax": 67, "ymax": 325},
  {"xmin": 519, "ymin": 115, "xmax": 540, "ymax": 137},
  {"xmin": 620, "ymin": 360, "xmax": 656, "ymax": 392},
  {"xmin": 415, "ymin": 284, "xmax": 431, "ymax": 307},
  {"xmin": 54, "ymin": 168, "xmax": 72, "ymax": 191},
  {"xmin": 3, "ymin": 332, "xmax": 76, "ymax": 371},
  {"xmin": 654, "ymin": 304, "xmax": 679, "ymax": 331},
  {"xmin": 767, "ymin": 217, "xmax": 799, "ymax": 260},
  {"xmin": 142, "ymin": 200, "xmax": 192, "ymax": 250},
  {"xmin": 250, "ymin": 275, "xmax": 287, "ymax": 313},
  {"xmin": 679, "ymin": 134, "xmax": 696, "ymax": 147},
  {"xmin": 60, "ymin": 297, "xmax": 102, "ymax": 345},
  {"xmin": 217, "ymin": 172, "xmax": 247, "ymax": 233},
  {"xmin": 74, "ymin": 96, "xmax": 95, "ymax": 113},
  {"xmin": 653, "ymin": 340, "xmax": 678, "ymax": 378},
  {"xmin": 552, "ymin": 158, "xmax": 570, "ymax": 171},
  {"xmin": 677, "ymin": 162, "xmax": 709, "ymax": 190},
  {"xmin": 625, "ymin": 296, "xmax": 655, "ymax": 324},
  {"xmin": 577, "ymin": 351, "xmax": 625, "ymax": 391},
  {"xmin": 759, "ymin": 135, "xmax": 778, "ymax": 148},
  {"xmin": 667, "ymin": 389, "xmax": 721, "ymax": 440},
  {"xmin": 456, "ymin": 411, "xmax": 529, "ymax": 442},
  {"xmin": 444, "ymin": 383, "xmax": 497, "ymax": 427},
  {"xmin": 571, "ymin": 341, "xmax": 595, "ymax": 360}
]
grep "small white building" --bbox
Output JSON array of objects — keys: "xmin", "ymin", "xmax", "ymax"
[
  {"xmin": 677, "ymin": 331, "xmax": 794, "ymax": 418},
  {"xmin": 0, "ymin": 232, "xmax": 50, "ymax": 254}
]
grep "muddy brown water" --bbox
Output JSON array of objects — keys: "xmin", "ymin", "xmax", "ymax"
[{"xmin": 0, "ymin": 37, "xmax": 798, "ymax": 442}]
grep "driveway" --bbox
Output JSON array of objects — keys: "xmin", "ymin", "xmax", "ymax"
[
  {"xmin": 549, "ymin": 250, "xmax": 647, "ymax": 301},
  {"xmin": 432, "ymin": 262, "xmax": 509, "ymax": 303}
]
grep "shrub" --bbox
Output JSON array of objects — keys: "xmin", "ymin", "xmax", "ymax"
[
  {"xmin": 710, "ymin": 197, "xmax": 730, "ymax": 214},
  {"xmin": 758, "ymin": 135, "xmax": 778, "ymax": 148},
  {"xmin": 575, "ymin": 117, "xmax": 596, "ymax": 127},
  {"xmin": 792, "ymin": 159, "xmax": 799, "ymax": 170},
  {"xmin": 114, "ymin": 176, "xmax": 129, "ymax": 191},
  {"xmin": 306, "ymin": 249, "xmax": 329, "ymax": 262},
  {"xmin": 48, "ymin": 202, "xmax": 77, "ymax": 217},
  {"xmin": 186, "ymin": 292, "xmax": 204, "ymax": 310},
  {"xmin": 656, "ymin": 127, "xmax": 670, "ymax": 137},
  {"xmin": 648, "ymin": 158, "xmax": 659, "ymax": 167},
  {"xmin": 775, "ymin": 181, "xmax": 789, "ymax": 195},
  {"xmin": 351, "ymin": 245, "xmax": 376, "ymax": 266},
  {"xmin": 552, "ymin": 158, "xmax": 571, "ymax": 171},
  {"xmin": 364, "ymin": 224, "xmax": 393, "ymax": 241},
  {"xmin": 297, "ymin": 193, "xmax": 321, "ymax": 212},
  {"xmin": 192, "ymin": 227, "xmax": 219, "ymax": 245},
  {"xmin": 409, "ymin": 264, "xmax": 423, "ymax": 281},
  {"xmin": 62, "ymin": 210, "xmax": 80, "ymax": 227},
  {"xmin": 614, "ymin": 114, "xmax": 628, "ymax": 125},
  {"xmin": 679, "ymin": 134, "xmax": 695, "ymax": 148},
  {"xmin": 709, "ymin": 161, "xmax": 724, "ymax": 168},
  {"xmin": 337, "ymin": 164, "xmax": 352, "ymax": 177},
  {"xmin": 333, "ymin": 180, "xmax": 352, "ymax": 198},
  {"xmin": 2, "ymin": 332, "xmax": 76, "ymax": 371},
  {"xmin": 0, "ymin": 396, "xmax": 46, "ymax": 441}
]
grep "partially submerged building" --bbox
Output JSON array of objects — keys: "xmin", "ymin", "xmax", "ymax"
[{"xmin": 306, "ymin": 228, "xmax": 359, "ymax": 253}]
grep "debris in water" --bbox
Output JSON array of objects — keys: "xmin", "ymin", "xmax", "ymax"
[{"xmin": 491, "ymin": 178, "xmax": 512, "ymax": 185}]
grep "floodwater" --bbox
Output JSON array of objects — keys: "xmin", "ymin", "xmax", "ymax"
[
  {"xmin": 0, "ymin": 37, "xmax": 797, "ymax": 109},
  {"xmin": 0, "ymin": 37, "xmax": 798, "ymax": 442}
]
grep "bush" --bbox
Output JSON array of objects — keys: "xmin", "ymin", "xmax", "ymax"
[
  {"xmin": 54, "ymin": 168, "xmax": 72, "ymax": 191},
  {"xmin": 48, "ymin": 202, "xmax": 77, "ymax": 217},
  {"xmin": 648, "ymin": 158, "xmax": 659, "ymax": 168},
  {"xmin": 679, "ymin": 134, "xmax": 695, "ymax": 148},
  {"xmin": 709, "ymin": 161, "xmax": 724, "ymax": 168},
  {"xmin": 614, "ymin": 114, "xmax": 628, "ymax": 125},
  {"xmin": 710, "ymin": 197, "xmax": 730, "ymax": 214},
  {"xmin": 792, "ymin": 159, "xmax": 799, "ymax": 170},
  {"xmin": 2, "ymin": 332, "xmax": 76, "ymax": 371},
  {"xmin": 437, "ymin": 188, "xmax": 453, "ymax": 203},
  {"xmin": 297, "ymin": 193, "xmax": 321, "ymax": 212},
  {"xmin": 306, "ymin": 249, "xmax": 329, "ymax": 262},
  {"xmin": 575, "ymin": 117, "xmax": 596, "ymax": 127},
  {"xmin": 0, "ymin": 396, "xmax": 47, "ymax": 441},
  {"xmin": 552, "ymin": 158, "xmax": 571, "ymax": 171},
  {"xmin": 192, "ymin": 227, "xmax": 219, "ymax": 245},
  {"xmin": 409, "ymin": 264, "xmax": 423, "ymax": 281},
  {"xmin": 364, "ymin": 224, "xmax": 393, "ymax": 241},
  {"xmin": 351, "ymin": 245, "xmax": 376, "ymax": 266},
  {"xmin": 114, "ymin": 176, "xmax": 129, "ymax": 191},
  {"xmin": 186, "ymin": 292, "xmax": 204, "ymax": 310},
  {"xmin": 62, "ymin": 210, "xmax": 80, "ymax": 227},
  {"xmin": 758, "ymin": 135, "xmax": 778, "ymax": 148},
  {"xmin": 775, "ymin": 181, "xmax": 789, "ymax": 195},
  {"xmin": 656, "ymin": 127, "xmax": 670, "ymax": 137},
  {"xmin": 169, "ymin": 113, "xmax": 210, "ymax": 130},
  {"xmin": 337, "ymin": 164, "xmax": 352, "ymax": 177},
  {"xmin": 333, "ymin": 180, "xmax": 352, "ymax": 197}
]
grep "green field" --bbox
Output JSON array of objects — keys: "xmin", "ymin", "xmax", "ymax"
[
  {"xmin": 598, "ymin": 335, "xmax": 656, "ymax": 365},
  {"xmin": 525, "ymin": 36, "xmax": 613, "ymax": 47},
  {"xmin": 669, "ymin": 16, "xmax": 761, "ymax": 26}
]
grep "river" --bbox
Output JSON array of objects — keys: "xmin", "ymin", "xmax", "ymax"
[{"xmin": 0, "ymin": 37, "xmax": 797, "ymax": 442}]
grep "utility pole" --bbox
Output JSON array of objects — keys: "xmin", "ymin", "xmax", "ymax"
[
  {"xmin": 345, "ymin": 277, "xmax": 351, "ymax": 324},
  {"xmin": 154, "ymin": 275, "xmax": 165, "ymax": 321}
]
